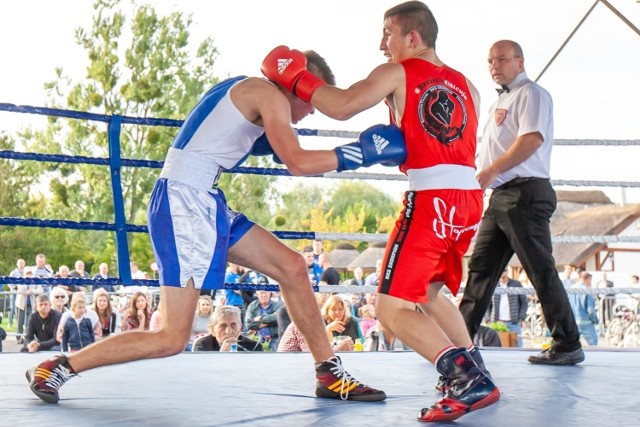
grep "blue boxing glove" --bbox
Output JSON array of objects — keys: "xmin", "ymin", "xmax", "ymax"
[
  {"xmin": 250, "ymin": 133, "xmax": 283, "ymax": 164},
  {"xmin": 251, "ymin": 133, "xmax": 274, "ymax": 156},
  {"xmin": 334, "ymin": 124, "xmax": 406, "ymax": 172}
]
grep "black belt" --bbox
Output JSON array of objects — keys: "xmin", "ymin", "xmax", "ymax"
[{"xmin": 494, "ymin": 177, "xmax": 548, "ymax": 191}]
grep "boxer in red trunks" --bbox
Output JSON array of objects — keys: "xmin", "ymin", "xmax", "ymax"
[{"xmin": 261, "ymin": 1, "xmax": 500, "ymax": 423}]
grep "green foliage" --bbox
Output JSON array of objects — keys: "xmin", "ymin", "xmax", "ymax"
[
  {"xmin": 328, "ymin": 181, "xmax": 399, "ymax": 232},
  {"xmin": 486, "ymin": 321, "xmax": 510, "ymax": 333},
  {"xmin": 6, "ymin": 0, "xmax": 222, "ymax": 272},
  {"xmin": 0, "ymin": 0, "xmax": 401, "ymax": 279},
  {"xmin": 274, "ymin": 180, "xmax": 401, "ymax": 252},
  {"xmin": 219, "ymin": 156, "xmax": 277, "ymax": 227}
]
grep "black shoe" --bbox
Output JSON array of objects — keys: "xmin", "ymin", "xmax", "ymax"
[
  {"xmin": 434, "ymin": 375, "xmax": 450, "ymax": 395},
  {"xmin": 528, "ymin": 347, "xmax": 585, "ymax": 366}
]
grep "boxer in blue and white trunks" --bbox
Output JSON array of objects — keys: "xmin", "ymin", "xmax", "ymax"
[{"xmin": 27, "ymin": 50, "xmax": 407, "ymax": 404}]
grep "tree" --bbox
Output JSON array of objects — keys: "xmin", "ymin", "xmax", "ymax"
[
  {"xmin": 327, "ymin": 181, "xmax": 399, "ymax": 232},
  {"xmin": 0, "ymin": 133, "xmax": 40, "ymax": 274},
  {"xmin": 15, "ymin": 0, "xmax": 274, "ymax": 272},
  {"xmin": 274, "ymin": 180, "xmax": 401, "ymax": 252}
]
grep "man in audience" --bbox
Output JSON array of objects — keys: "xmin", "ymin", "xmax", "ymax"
[
  {"xmin": 223, "ymin": 263, "xmax": 246, "ymax": 309},
  {"xmin": 21, "ymin": 294, "xmax": 62, "ymax": 353},
  {"xmin": 302, "ymin": 246, "xmax": 322, "ymax": 285},
  {"xmin": 32, "ymin": 253, "xmax": 53, "ymax": 293},
  {"xmin": 344, "ymin": 267, "xmax": 365, "ymax": 287},
  {"xmin": 568, "ymin": 272, "xmax": 599, "ymax": 346},
  {"xmin": 245, "ymin": 290, "xmax": 283, "ymax": 351},
  {"xmin": 486, "ymin": 268, "xmax": 528, "ymax": 347},
  {"xmin": 193, "ymin": 306, "xmax": 262, "ymax": 352},
  {"xmin": 318, "ymin": 253, "xmax": 340, "ymax": 286},
  {"xmin": 364, "ymin": 259, "xmax": 383, "ymax": 287},
  {"xmin": 57, "ymin": 264, "xmax": 86, "ymax": 296},
  {"xmin": 16, "ymin": 268, "xmax": 44, "ymax": 344},
  {"xmin": 312, "ymin": 239, "xmax": 324, "ymax": 262},
  {"xmin": 93, "ymin": 263, "xmax": 115, "ymax": 293},
  {"xmin": 7, "ymin": 258, "xmax": 26, "ymax": 328},
  {"xmin": 129, "ymin": 261, "xmax": 148, "ymax": 280},
  {"xmin": 69, "ymin": 260, "xmax": 91, "ymax": 279}
]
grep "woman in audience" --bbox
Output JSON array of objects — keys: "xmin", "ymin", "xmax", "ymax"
[
  {"xmin": 121, "ymin": 291, "xmax": 152, "ymax": 331},
  {"xmin": 92, "ymin": 288, "xmax": 119, "ymax": 338},
  {"xmin": 150, "ymin": 301, "xmax": 163, "ymax": 332},
  {"xmin": 363, "ymin": 319, "xmax": 410, "ymax": 351},
  {"xmin": 321, "ymin": 295, "xmax": 361, "ymax": 350},
  {"xmin": 358, "ymin": 303, "xmax": 377, "ymax": 338},
  {"xmin": 192, "ymin": 296, "xmax": 214, "ymax": 338},
  {"xmin": 187, "ymin": 296, "xmax": 213, "ymax": 350},
  {"xmin": 49, "ymin": 286, "xmax": 69, "ymax": 313}
]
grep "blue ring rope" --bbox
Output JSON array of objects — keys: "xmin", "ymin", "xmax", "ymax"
[{"xmin": 2, "ymin": 102, "xmax": 640, "ymax": 286}]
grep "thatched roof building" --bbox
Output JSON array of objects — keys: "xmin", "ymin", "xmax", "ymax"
[
  {"xmin": 328, "ymin": 243, "xmax": 360, "ymax": 271},
  {"xmin": 503, "ymin": 190, "xmax": 640, "ymax": 269},
  {"xmin": 348, "ymin": 241, "xmax": 387, "ymax": 273},
  {"xmin": 549, "ymin": 203, "xmax": 640, "ymax": 267}
]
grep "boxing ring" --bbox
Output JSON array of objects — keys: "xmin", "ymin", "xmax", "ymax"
[
  {"xmin": 2, "ymin": 104, "xmax": 640, "ymax": 426},
  {"xmin": 1, "ymin": 350, "xmax": 639, "ymax": 426}
]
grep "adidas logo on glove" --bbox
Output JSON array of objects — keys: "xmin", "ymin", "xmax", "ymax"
[
  {"xmin": 277, "ymin": 58, "xmax": 293, "ymax": 75},
  {"xmin": 334, "ymin": 124, "xmax": 407, "ymax": 172},
  {"xmin": 373, "ymin": 134, "xmax": 390, "ymax": 155}
]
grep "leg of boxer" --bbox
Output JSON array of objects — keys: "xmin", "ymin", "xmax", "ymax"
[{"xmin": 227, "ymin": 224, "xmax": 386, "ymax": 401}]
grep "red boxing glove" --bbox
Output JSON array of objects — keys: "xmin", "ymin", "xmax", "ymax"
[{"xmin": 261, "ymin": 45, "xmax": 325, "ymax": 102}]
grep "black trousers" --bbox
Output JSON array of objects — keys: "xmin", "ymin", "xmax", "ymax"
[{"xmin": 459, "ymin": 178, "xmax": 581, "ymax": 352}]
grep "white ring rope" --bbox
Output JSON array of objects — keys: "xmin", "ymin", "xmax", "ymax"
[{"xmin": 313, "ymin": 232, "xmax": 640, "ymax": 244}]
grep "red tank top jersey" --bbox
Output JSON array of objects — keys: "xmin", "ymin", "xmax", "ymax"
[{"xmin": 398, "ymin": 58, "xmax": 478, "ymax": 174}]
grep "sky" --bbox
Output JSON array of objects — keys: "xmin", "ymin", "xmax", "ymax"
[{"xmin": 1, "ymin": 0, "xmax": 639, "ymax": 203}]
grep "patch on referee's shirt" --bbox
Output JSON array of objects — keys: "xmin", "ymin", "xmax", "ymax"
[{"xmin": 495, "ymin": 109, "xmax": 507, "ymax": 126}]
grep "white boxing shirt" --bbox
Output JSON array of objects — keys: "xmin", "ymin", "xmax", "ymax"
[{"xmin": 172, "ymin": 75, "xmax": 265, "ymax": 170}]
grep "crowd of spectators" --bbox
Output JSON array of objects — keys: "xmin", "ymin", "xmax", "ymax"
[
  {"xmin": 3, "ymin": 246, "xmax": 637, "ymax": 354},
  {"xmin": 0, "ymin": 245, "xmax": 396, "ymax": 354}
]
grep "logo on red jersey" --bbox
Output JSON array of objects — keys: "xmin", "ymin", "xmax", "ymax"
[{"xmin": 418, "ymin": 85, "xmax": 467, "ymax": 146}]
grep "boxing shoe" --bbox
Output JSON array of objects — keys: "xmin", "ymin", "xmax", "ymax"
[
  {"xmin": 420, "ymin": 348, "xmax": 500, "ymax": 422},
  {"xmin": 315, "ymin": 356, "xmax": 386, "ymax": 402},
  {"xmin": 26, "ymin": 354, "xmax": 76, "ymax": 403},
  {"xmin": 528, "ymin": 346, "xmax": 585, "ymax": 366},
  {"xmin": 435, "ymin": 346, "xmax": 490, "ymax": 395}
]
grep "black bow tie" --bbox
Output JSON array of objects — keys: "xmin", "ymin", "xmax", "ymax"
[{"xmin": 496, "ymin": 85, "xmax": 510, "ymax": 95}]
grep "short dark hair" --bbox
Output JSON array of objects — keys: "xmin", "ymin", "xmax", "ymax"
[
  {"xmin": 301, "ymin": 245, "xmax": 314, "ymax": 254},
  {"xmin": 384, "ymin": 1, "xmax": 438, "ymax": 49},
  {"xmin": 304, "ymin": 50, "xmax": 336, "ymax": 86},
  {"xmin": 36, "ymin": 294, "xmax": 50, "ymax": 304}
]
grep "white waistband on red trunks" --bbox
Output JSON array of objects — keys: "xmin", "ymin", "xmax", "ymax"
[
  {"xmin": 406, "ymin": 165, "xmax": 480, "ymax": 191},
  {"xmin": 159, "ymin": 147, "xmax": 223, "ymax": 191}
]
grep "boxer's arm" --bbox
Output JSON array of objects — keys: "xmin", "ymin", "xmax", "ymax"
[
  {"xmin": 311, "ymin": 63, "xmax": 404, "ymax": 121},
  {"xmin": 255, "ymin": 82, "xmax": 338, "ymax": 176}
]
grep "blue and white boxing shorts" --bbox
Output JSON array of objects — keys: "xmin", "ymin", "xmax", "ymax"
[{"xmin": 147, "ymin": 148, "xmax": 254, "ymax": 290}]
